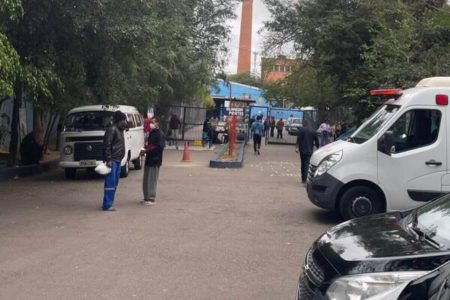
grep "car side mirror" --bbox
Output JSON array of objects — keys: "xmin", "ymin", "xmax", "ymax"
[{"xmin": 378, "ymin": 131, "xmax": 395, "ymax": 155}]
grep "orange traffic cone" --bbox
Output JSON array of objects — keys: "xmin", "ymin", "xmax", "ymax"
[{"xmin": 182, "ymin": 142, "xmax": 191, "ymax": 162}]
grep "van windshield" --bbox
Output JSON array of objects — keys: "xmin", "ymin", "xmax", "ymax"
[
  {"xmin": 63, "ymin": 111, "xmax": 114, "ymax": 132},
  {"xmin": 350, "ymin": 104, "xmax": 400, "ymax": 144}
]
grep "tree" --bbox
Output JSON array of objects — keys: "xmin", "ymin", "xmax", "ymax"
[
  {"xmin": 3, "ymin": 0, "xmax": 239, "ymax": 164},
  {"xmin": 0, "ymin": 0, "xmax": 22, "ymax": 98},
  {"xmin": 227, "ymin": 73, "xmax": 262, "ymax": 88},
  {"xmin": 263, "ymin": 0, "xmax": 450, "ymax": 121}
]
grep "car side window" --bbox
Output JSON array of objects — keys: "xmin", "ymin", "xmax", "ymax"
[{"xmin": 387, "ymin": 109, "xmax": 441, "ymax": 153}]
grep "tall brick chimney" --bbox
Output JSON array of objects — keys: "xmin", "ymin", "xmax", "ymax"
[{"xmin": 237, "ymin": 0, "xmax": 253, "ymax": 74}]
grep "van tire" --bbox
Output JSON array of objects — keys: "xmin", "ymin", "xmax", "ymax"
[
  {"xmin": 339, "ymin": 186, "xmax": 383, "ymax": 220},
  {"xmin": 64, "ymin": 168, "xmax": 76, "ymax": 180},
  {"xmin": 120, "ymin": 161, "xmax": 129, "ymax": 178},
  {"xmin": 132, "ymin": 157, "xmax": 142, "ymax": 170}
]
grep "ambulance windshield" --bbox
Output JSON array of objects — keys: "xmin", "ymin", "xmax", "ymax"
[{"xmin": 350, "ymin": 104, "xmax": 400, "ymax": 144}]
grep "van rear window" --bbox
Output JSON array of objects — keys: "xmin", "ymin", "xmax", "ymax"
[{"xmin": 63, "ymin": 111, "xmax": 114, "ymax": 132}]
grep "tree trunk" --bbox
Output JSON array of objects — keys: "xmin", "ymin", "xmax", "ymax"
[{"xmin": 7, "ymin": 85, "xmax": 22, "ymax": 167}]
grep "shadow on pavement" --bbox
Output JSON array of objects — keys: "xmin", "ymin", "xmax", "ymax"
[{"xmin": 310, "ymin": 209, "xmax": 342, "ymax": 226}]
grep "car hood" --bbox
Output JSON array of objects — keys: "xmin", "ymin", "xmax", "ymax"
[{"xmin": 317, "ymin": 213, "xmax": 437, "ymax": 262}]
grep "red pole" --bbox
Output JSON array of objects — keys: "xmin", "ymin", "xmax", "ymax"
[{"xmin": 228, "ymin": 116, "xmax": 237, "ymax": 156}]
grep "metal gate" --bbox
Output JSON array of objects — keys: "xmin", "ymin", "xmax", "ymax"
[
  {"xmin": 248, "ymin": 106, "xmax": 304, "ymax": 145},
  {"xmin": 159, "ymin": 105, "xmax": 217, "ymax": 145}
]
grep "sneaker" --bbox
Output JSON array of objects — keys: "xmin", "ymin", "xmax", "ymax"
[
  {"xmin": 103, "ymin": 207, "xmax": 116, "ymax": 212},
  {"xmin": 257, "ymin": 150, "xmax": 260, "ymax": 155},
  {"xmin": 143, "ymin": 200, "xmax": 155, "ymax": 206}
]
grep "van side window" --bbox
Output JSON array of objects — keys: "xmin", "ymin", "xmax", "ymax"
[
  {"xmin": 134, "ymin": 114, "xmax": 143, "ymax": 127},
  {"xmin": 388, "ymin": 109, "xmax": 441, "ymax": 153},
  {"xmin": 126, "ymin": 114, "xmax": 136, "ymax": 128}
]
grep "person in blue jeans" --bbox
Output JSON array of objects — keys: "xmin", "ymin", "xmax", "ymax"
[
  {"xmin": 102, "ymin": 111, "xmax": 127, "ymax": 211},
  {"xmin": 251, "ymin": 115, "xmax": 264, "ymax": 155}
]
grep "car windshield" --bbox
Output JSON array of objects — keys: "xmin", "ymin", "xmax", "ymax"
[
  {"xmin": 414, "ymin": 194, "xmax": 450, "ymax": 248},
  {"xmin": 291, "ymin": 119, "xmax": 302, "ymax": 124},
  {"xmin": 63, "ymin": 111, "xmax": 114, "ymax": 132},
  {"xmin": 350, "ymin": 104, "xmax": 401, "ymax": 144}
]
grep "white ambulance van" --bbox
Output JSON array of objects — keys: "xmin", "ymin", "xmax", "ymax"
[
  {"xmin": 307, "ymin": 77, "xmax": 450, "ymax": 219},
  {"xmin": 59, "ymin": 105, "xmax": 145, "ymax": 179}
]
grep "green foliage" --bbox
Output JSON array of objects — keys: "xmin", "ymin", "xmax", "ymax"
[
  {"xmin": 0, "ymin": 0, "xmax": 22, "ymax": 98},
  {"xmin": 4, "ymin": 0, "xmax": 238, "ymax": 113},
  {"xmin": 263, "ymin": 0, "xmax": 450, "ymax": 121},
  {"xmin": 0, "ymin": 32, "xmax": 19, "ymax": 98},
  {"xmin": 227, "ymin": 73, "xmax": 262, "ymax": 88}
]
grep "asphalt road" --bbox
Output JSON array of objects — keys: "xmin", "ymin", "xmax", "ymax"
[{"xmin": 0, "ymin": 142, "xmax": 341, "ymax": 300}]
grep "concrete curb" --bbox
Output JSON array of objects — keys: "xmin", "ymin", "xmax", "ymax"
[
  {"xmin": 0, "ymin": 159, "xmax": 59, "ymax": 181},
  {"xmin": 209, "ymin": 143, "xmax": 245, "ymax": 169}
]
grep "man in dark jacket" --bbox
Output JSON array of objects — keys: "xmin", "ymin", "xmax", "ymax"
[
  {"xmin": 296, "ymin": 120, "xmax": 319, "ymax": 184},
  {"xmin": 102, "ymin": 110, "xmax": 127, "ymax": 211},
  {"xmin": 142, "ymin": 117, "xmax": 164, "ymax": 205},
  {"xmin": 169, "ymin": 114, "xmax": 181, "ymax": 149}
]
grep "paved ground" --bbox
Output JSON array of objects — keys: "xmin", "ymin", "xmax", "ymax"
[{"xmin": 0, "ymin": 141, "xmax": 341, "ymax": 300}]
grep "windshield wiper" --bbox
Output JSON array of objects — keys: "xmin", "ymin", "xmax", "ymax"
[{"xmin": 409, "ymin": 210, "xmax": 441, "ymax": 249}]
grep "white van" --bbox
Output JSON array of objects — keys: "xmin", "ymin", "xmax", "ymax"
[
  {"xmin": 307, "ymin": 77, "xmax": 450, "ymax": 219},
  {"xmin": 59, "ymin": 105, "xmax": 145, "ymax": 179}
]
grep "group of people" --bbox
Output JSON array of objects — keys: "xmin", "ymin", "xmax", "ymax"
[
  {"xmin": 202, "ymin": 116, "xmax": 228, "ymax": 147},
  {"xmin": 102, "ymin": 111, "xmax": 164, "ymax": 211}
]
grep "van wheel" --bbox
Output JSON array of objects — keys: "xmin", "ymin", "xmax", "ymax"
[
  {"xmin": 132, "ymin": 157, "xmax": 142, "ymax": 170},
  {"xmin": 339, "ymin": 186, "xmax": 383, "ymax": 220},
  {"xmin": 64, "ymin": 168, "xmax": 76, "ymax": 180},
  {"xmin": 120, "ymin": 161, "xmax": 129, "ymax": 178}
]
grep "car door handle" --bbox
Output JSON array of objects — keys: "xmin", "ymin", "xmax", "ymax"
[{"xmin": 425, "ymin": 160, "xmax": 442, "ymax": 166}]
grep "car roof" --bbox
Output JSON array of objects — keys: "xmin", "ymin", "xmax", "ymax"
[{"xmin": 68, "ymin": 105, "xmax": 139, "ymax": 114}]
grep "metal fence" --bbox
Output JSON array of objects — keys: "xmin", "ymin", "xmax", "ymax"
[{"xmin": 159, "ymin": 106, "xmax": 217, "ymax": 145}]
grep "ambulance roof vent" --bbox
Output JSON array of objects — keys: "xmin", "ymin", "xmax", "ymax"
[{"xmin": 416, "ymin": 77, "xmax": 450, "ymax": 88}]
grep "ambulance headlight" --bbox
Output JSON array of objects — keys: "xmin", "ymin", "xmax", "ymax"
[{"xmin": 315, "ymin": 150, "xmax": 342, "ymax": 177}]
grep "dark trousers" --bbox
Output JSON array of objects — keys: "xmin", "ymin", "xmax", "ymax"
[
  {"xmin": 277, "ymin": 129, "xmax": 283, "ymax": 139},
  {"xmin": 270, "ymin": 127, "xmax": 275, "ymax": 137},
  {"xmin": 300, "ymin": 153, "xmax": 312, "ymax": 182},
  {"xmin": 253, "ymin": 134, "xmax": 261, "ymax": 152},
  {"xmin": 102, "ymin": 160, "xmax": 121, "ymax": 210}
]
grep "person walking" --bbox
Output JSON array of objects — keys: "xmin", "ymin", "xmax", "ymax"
[
  {"xmin": 276, "ymin": 118, "xmax": 284, "ymax": 139},
  {"xmin": 202, "ymin": 117, "xmax": 211, "ymax": 148},
  {"xmin": 102, "ymin": 111, "xmax": 127, "ymax": 211},
  {"xmin": 318, "ymin": 120, "xmax": 331, "ymax": 146},
  {"xmin": 269, "ymin": 116, "xmax": 275, "ymax": 138},
  {"xmin": 296, "ymin": 120, "xmax": 319, "ymax": 184},
  {"xmin": 169, "ymin": 114, "xmax": 182, "ymax": 149},
  {"xmin": 251, "ymin": 115, "xmax": 264, "ymax": 155},
  {"xmin": 142, "ymin": 117, "xmax": 164, "ymax": 205}
]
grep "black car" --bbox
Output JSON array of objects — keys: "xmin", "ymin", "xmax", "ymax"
[
  {"xmin": 371, "ymin": 260, "xmax": 450, "ymax": 300},
  {"xmin": 297, "ymin": 193, "xmax": 450, "ymax": 300}
]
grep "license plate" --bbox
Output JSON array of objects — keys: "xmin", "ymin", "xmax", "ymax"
[{"xmin": 80, "ymin": 160, "xmax": 97, "ymax": 167}]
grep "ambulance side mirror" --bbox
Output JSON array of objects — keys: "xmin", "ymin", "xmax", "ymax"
[{"xmin": 378, "ymin": 131, "xmax": 395, "ymax": 155}]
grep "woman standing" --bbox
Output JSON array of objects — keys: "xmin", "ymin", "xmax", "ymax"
[{"xmin": 142, "ymin": 117, "xmax": 164, "ymax": 205}]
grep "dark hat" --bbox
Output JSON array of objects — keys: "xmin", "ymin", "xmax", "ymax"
[{"xmin": 114, "ymin": 111, "xmax": 127, "ymax": 123}]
